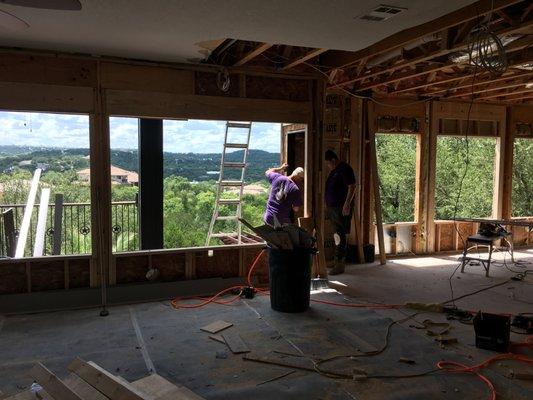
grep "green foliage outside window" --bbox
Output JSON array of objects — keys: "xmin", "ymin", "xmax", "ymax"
[
  {"xmin": 435, "ymin": 137, "xmax": 496, "ymax": 220},
  {"xmin": 375, "ymin": 134, "xmax": 417, "ymax": 223},
  {"xmin": 512, "ymin": 139, "xmax": 533, "ymax": 217}
]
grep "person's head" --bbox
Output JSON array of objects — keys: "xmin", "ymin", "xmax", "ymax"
[
  {"xmin": 325, "ymin": 150, "xmax": 339, "ymax": 171},
  {"xmin": 289, "ymin": 167, "xmax": 305, "ymax": 185}
]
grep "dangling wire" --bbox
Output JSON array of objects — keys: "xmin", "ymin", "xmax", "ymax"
[
  {"xmin": 217, "ymin": 67, "xmax": 231, "ymax": 92},
  {"xmin": 467, "ymin": 24, "xmax": 507, "ymax": 75}
]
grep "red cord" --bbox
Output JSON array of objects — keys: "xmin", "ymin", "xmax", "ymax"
[
  {"xmin": 437, "ymin": 353, "xmax": 533, "ymax": 400},
  {"xmin": 170, "ymin": 249, "xmax": 266, "ymax": 309}
]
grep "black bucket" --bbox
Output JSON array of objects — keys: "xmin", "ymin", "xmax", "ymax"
[{"xmin": 268, "ymin": 247, "xmax": 312, "ymax": 313}]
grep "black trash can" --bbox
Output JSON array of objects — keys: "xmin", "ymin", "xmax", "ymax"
[{"xmin": 268, "ymin": 247, "xmax": 312, "ymax": 313}]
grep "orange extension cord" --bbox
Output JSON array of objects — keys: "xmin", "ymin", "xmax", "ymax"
[{"xmin": 170, "ymin": 250, "xmax": 533, "ymax": 400}]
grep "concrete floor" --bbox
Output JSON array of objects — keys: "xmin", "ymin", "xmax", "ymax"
[{"xmin": 0, "ymin": 249, "xmax": 532, "ymax": 399}]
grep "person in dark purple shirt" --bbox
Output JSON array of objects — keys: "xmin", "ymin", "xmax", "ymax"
[
  {"xmin": 325, "ymin": 150, "xmax": 356, "ymax": 275},
  {"xmin": 263, "ymin": 163, "xmax": 304, "ymax": 227}
]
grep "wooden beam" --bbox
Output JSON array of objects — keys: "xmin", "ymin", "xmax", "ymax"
[
  {"xmin": 521, "ymin": 1, "xmax": 533, "ymax": 21},
  {"xmin": 331, "ymin": 17, "xmax": 533, "ymax": 89},
  {"xmin": 497, "ymin": 9, "xmax": 519, "ymax": 25},
  {"xmin": 389, "ymin": 48, "xmax": 533, "ymax": 94},
  {"xmin": 106, "ymin": 90, "xmax": 311, "ymax": 123},
  {"xmin": 445, "ymin": 75, "xmax": 533, "ymax": 98},
  {"xmin": 321, "ymin": 0, "xmax": 524, "ymax": 69},
  {"xmin": 15, "ymin": 169, "xmax": 42, "ymax": 258},
  {"xmin": 424, "ymin": 70, "xmax": 533, "ymax": 97},
  {"xmin": 477, "ymin": 86, "xmax": 533, "ymax": 100},
  {"xmin": 89, "ymin": 63, "xmax": 112, "ymax": 289},
  {"xmin": 370, "ymin": 136, "xmax": 386, "ymax": 265},
  {"xmin": 33, "ymin": 188, "xmax": 50, "ymax": 257},
  {"xmin": 0, "ymin": 82, "xmax": 94, "ymax": 113},
  {"xmin": 489, "ymin": 92, "xmax": 533, "ymax": 102},
  {"xmin": 234, "ymin": 43, "xmax": 273, "ymax": 66},
  {"xmin": 31, "ymin": 363, "xmax": 84, "ymax": 400},
  {"xmin": 68, "ymin": 358, "xmax": 149, "ymax": 400},
  {"xmin": 281, "ymin": 48, "xmax": 327, "ymax": 70}
]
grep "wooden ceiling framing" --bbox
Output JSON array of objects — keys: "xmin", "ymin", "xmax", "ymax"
[{"xmin": 207, "ymin": 0, "xmax": 533, "ymax": 104}]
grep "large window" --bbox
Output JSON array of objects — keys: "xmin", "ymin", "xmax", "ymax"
[
  {"xmin": 0, "ymin": 111, "xmax": 91, "ymax": 257},
  {"xmin": 108, "ymin": 118, "xmax": 282, "ymax": 251},
  {"xmin": 375, "ymin": 134, "xmax": 417, "ymax": 223},
  {"xmin": 512, "ymin": 138, "xmax": 533, "ymax": 217},
  {"xmin": 435, "ymin": 137, "xmax": 496, "ymax": 219}
]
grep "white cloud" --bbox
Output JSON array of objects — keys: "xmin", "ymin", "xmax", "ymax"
[{"xmin": 1, "ymin": 112, "xmax": 282, "ymax": 153}]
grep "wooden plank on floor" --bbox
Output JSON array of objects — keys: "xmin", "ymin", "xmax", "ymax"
[
  {"xmin": 131, "ymin": 374, "xmax": 205, "ymax": 400},
  {"xmin": 221, "ymin": 331, "xmax": 250, "ymax": 354},
  {"xmin": 30, "ymin": 363, "xmax": 84, "ymax": 400},
  {"xmin": 68, "ymin": 358, "xmax": 149, "ymax": 400},
  {"xmin": 2, "ymin": 389, "xmax": 55, "ymax": 400},
  {"xmin": 200, "ymin": 320, "xmax": 233, "ymax": 334},
  {"xmin": 62, "ymin": 374, "xmax": 110, "ymax": 400}
]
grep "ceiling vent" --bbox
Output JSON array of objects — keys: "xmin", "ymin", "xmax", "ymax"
[{"xmin": 359, "ymin": 5, "xmax": 407, "ymax": 22}]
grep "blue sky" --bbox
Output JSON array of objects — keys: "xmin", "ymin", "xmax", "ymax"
[{"xmin": 0, "ymin": 112, "xmax": 281, "ymax": 153}]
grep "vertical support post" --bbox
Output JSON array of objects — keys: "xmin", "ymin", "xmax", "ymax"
[
  {"xmin": 492, "ymin": 109, "xmax": 508, "ymax": 219},
  {"xmin": 370, "ymin": 132, "xmax": 386, "ymax": 265},
  {"xmin": 500, "ymin": 106, "xmax": 514, "ymax": 220},
  {"xmin": 3, "ymin": 208, "xmax": 15, "ymax": 257},
  {"xmin": 138, "ymin": 118, "xmax": 164, "ymax": 250},
  {"xmin": 90, "ymin": 64, "xmax": 112, "ymax": 298},
  {"xmin": 52, "ymin": 194, "xmax": 63, "ymax": 255},
  {"xmin": 310, "ymin": 79, "xmax": 327, "ymax": 276},
  {"xmin": 426, "ymin": 101, "xmax": 438, "ymax": 253}
]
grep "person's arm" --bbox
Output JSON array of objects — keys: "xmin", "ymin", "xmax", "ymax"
[
  {"xmin": 265, "ymin": 163, "xmax": 288, "ymax": 176},
  {"xmin": 342, "ymin": 165, "xmax": 357, "ymax": 216},
  {"xmin": 342, "ymin": 184, "xmax": 356, "ymax": 216}
]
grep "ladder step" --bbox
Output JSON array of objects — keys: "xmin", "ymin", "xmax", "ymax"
[
  {"xmin": 211, "ymin": 232, "xmax": 238, "ymax": 238},
  {"xmin": 225, "ymin": 143, "xmax": 248, "ymax": 149},
  {"xmin": 227, "ymin": 122, "xmax": 252, "ymax": 128},
  {"xmin": 223, "ymin": 162, "xmax": 246, "ymax": 168},
  {"xmin": 216, "ymin": 215, "xmax": 239, "ymax": 221},
  {"xmin": 219, "ymin": 180, "xmax": 243, "ymax": 186},
  {"xmin": 218, "ymin": 199, "xmax": 241, "ymax": 205}
]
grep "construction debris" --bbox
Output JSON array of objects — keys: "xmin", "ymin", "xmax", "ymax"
[{"xmin": 200, "ymin": 320, "xmax": 233, "ymax": 334}]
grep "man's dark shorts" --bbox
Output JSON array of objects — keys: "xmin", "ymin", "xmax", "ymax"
[{"xmin": 326, "ymin": 207, "xmax": 352, "ymax": 235}]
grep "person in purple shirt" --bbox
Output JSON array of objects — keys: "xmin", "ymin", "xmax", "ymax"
[
  {"xmin": 263, "ymin": 163, "xmax": 304, "ymax": 227},
  {"xmin": 325, "ymin": 150, "xmax": 356, "ymax": 275}
]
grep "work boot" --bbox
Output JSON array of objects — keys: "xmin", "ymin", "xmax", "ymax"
[{"xmin": 329, "ymin": 257, "xmax": 345, "ymax": 275}]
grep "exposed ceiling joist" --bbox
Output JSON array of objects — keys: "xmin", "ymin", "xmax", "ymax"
[
  {"xmin": 522, "ymin": 2, "xmax": 533, "ymax": 22},
  {"xmin": 234, "ymin": 43, "xmax": 272, "ymax": 66},
  {"xmin": 320, "ymin": 0, "xmax": 524, "ymax": 69},
  {"xmin": 332, "ymin": 18, "xmax": 533, "ymax": 89},
  {"xmin": 477, "ymin": 86, "xmax": 533, "ymax": 99},
  {"xmin": 424, "ymin": 70, "xmax": 533, "ymax": 96},
  {"xmin": 445, "ymin": 75, "xmax": 533, "ymax": 98},
  {"xmin": 386, "ymin": 48, "xmax": 533, "ymax": 95},
  {"xmin": 280, "ymin": 48, "xmax": 326, "ymax": 71}
]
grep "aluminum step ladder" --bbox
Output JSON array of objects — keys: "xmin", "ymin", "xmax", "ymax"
[{"xmin": 205, "ymin": 121, "xmax": 252, "ymax": 246}]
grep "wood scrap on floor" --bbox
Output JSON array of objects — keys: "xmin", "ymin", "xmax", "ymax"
[
  {"xmin": 4, "ymin": 358, "xmax": 206, "ymax": 400},
  {"xmin": 30, "ymin": 363, "xmax": 84, "ymax": 400},
  {"xmin": 200, "ymin": 320, "xmax": 233, "ymax": 334},
  {"xmin": 208, "ymin": 334, "xmax": 226, "ymax": 344},
  {"xmin": 68, "ymin": 357, "xmax": 148, "ymax": 400},
  {"xmin": 222, "ymin": 331, "xmax": 250, "ymax": 354},
  {"xmin": 130, "ymin": 374, "xmax": 205, "ymax": 400}
]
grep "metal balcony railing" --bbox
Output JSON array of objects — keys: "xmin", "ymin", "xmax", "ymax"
[{"xmin": 0, "ymin": 201, "xmax": 138, "ymax": 257}]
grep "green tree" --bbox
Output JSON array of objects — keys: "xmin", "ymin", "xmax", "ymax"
[
  {"xmin": 512, "ymin": 138, "xmax": 533, "ymax": 217},
  {"xmin": 376, "ymin": 134, "xmax": 417, "ymax": 223},
  {"xmin": 435, "ymin": 137, "xmax": 496, "ymax": 219}
]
